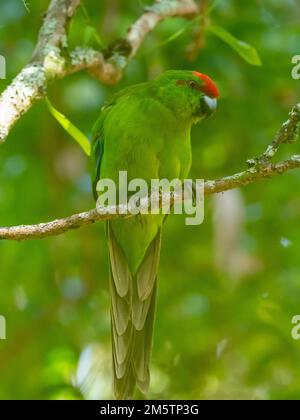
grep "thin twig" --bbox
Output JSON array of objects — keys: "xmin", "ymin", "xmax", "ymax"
[
  {"xmin": 186, "ymin": 0, "xmax": 209, "ymax": 60},
  {"xmin": 247, "ymin": 103, "xmax": 300, "ymax": 166}
]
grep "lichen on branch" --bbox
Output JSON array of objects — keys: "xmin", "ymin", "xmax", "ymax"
[{"xmin": 0, "ymin": 0, "xmax": 198, "ymax": 143}]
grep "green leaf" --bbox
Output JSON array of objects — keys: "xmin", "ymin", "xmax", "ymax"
[
  {"xmin": 157, "ymin": 25, "xmax": 191, "ymax": 47},
  {"xmin": 46, "ymin": 97, "xmax": 91, "ymax": 157},
  {"xmin": 207, "ymin": 25, "xmax": 262, "ymax": 66},
  {"xmin": 84, "ymin": 25, "xmax": 96, "ymax": 45},
  {"xmin": 207, "ymin": 0, "xmax": 223, "ymax": 15},
  {"xmin": 80, "ymin": 4, "xmax": 104, "ymax": 48},
  {"xmin": 83, "ymin": 25, "xmax": 104, "ymax": 48},
  {"xmin": 142, "ymin": 18, "xmax": 197, "ymax": 56}
]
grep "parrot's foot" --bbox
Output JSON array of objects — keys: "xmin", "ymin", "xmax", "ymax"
[{"xmin": 183, "ymin": 180, "xmax": 198, "ymax": 207}]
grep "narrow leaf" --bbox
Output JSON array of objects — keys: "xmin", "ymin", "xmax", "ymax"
[
  {"xmin": 46, "ymin": 97, "xmax": 91, "ymax": 156},
  {"xmin": 207, "ymin": 0, "xmax": 223, "ymax": 15},
  {"xmin": 83, "ymin": 25, "xmax": 104, "ymax": 48},
  {"xmin": 207, "ymin": 25, "xmax": 262, "ymax": 66}
]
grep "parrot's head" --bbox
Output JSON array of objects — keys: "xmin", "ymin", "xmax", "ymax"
[{"xmin": 154, "ymin": 70, "xmax": 219, "ymax": 123}]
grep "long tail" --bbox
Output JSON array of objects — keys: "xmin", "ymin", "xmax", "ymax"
[{"xmin": 107, "ymin": 222, "xmax": 161, "ymax": 400}]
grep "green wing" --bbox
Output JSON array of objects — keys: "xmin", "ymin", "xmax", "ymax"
[
  {"xmin": 90, "ymin": 106, "xmax": 108, "ymax": 200},
  {"xmin": 91, "ymin": 83, "xmax": 147, "ymax": 199}
]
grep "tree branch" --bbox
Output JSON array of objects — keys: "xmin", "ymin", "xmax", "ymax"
[
  {"xmin": 0, "ymin": 157, "xmax": 299, "ymax": 242},
  {"xmin": 125, "ymin": 0, "xmax": 198, "ymax": 58},
  {"xmin": 247, "ymin": 103, "xmax": 300, "ymax": 166},
  {"xmin": 204, "ymin": 155, "xmax": 300, "ymax": 195},
  {"xmin": 1, "ymin": 101, "xmax": 300, "ymax": 241},
  {"xmin": 0, "ymin": 0, "xmax": 198, "ymax": 143},
  {"xmin": 0, "ymin": 0, "xmax": 80, "ymax": 142}
]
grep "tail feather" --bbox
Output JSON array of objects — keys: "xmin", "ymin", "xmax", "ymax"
[
  {"xmin": 111, "ymin": 316, "xmax": 132, "ymax": 367},
  {"xmin": 133, "ymin": 284, "xmax": 157, "ymax": 388},
  {"xmin": 108, "ymin": 222, "xmax": 161, "ymax": 399},
  {"xmin": 107, "ymin": 225, "xmax": 130, "ymax": 297},
  {"xmin": 110, "ymin": 272, "xmax": 131, "ymax": 336},
  {"xmin": 113, "ymin": 355, "xmax": 135, "ymax": 400},
  {"xmin": 132, "ymin": 281, "xmax": 155, "ymax": 331},
  {"xmin": 136, "ymin": 233, "xmax": 161, "ymax": 300}
]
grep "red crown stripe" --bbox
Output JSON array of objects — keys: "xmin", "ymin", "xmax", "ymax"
[{"xmin": 192, "ymin": 71, "xmax": 219, "ymax": 98}]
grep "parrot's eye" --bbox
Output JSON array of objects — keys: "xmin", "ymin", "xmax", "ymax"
[{"xmin": 188, "ymin": 80, "xmax": 198, "ymax": 89}]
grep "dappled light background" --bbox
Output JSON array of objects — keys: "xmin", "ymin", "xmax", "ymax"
[{"xmin": 0, "ymin": 0, "xmax": 300, "ymax": 400}]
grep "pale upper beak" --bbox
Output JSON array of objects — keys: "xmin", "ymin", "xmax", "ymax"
[{"xmin": 201, "ymin": 95, "xmax": 217, "ymax": 118}]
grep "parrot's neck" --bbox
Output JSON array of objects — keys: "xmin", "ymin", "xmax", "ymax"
[{"xmin": 150, "ymin": 85, "xmax": 195, "ymax": 126}]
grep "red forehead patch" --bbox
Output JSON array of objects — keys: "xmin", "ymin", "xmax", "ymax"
[{"xmin": 192, "ymin": 71, "xmax": 219, "ymax": 98}]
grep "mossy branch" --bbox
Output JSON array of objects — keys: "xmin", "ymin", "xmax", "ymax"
[{"xmin": 0, "ymin": 0, "xmax": 198, "ymax": 143}]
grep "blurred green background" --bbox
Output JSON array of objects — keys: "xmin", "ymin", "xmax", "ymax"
[{"xmin": 0, "ymin": 0, "xmax": 300, "ymax": 400}]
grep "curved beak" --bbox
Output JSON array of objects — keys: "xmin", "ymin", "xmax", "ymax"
[{"xmin": 201, "ymin": 95, "xmax": 217, "ymax": 119}]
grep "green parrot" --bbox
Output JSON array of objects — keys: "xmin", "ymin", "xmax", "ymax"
[{"xmin": 91, "ymin": 70, "xmax": 219, "ymax": 399}]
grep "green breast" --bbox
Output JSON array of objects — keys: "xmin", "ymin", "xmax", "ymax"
[{"xmin": 100, "ymin": 91, "xmax": 193, "ymax": 273}]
